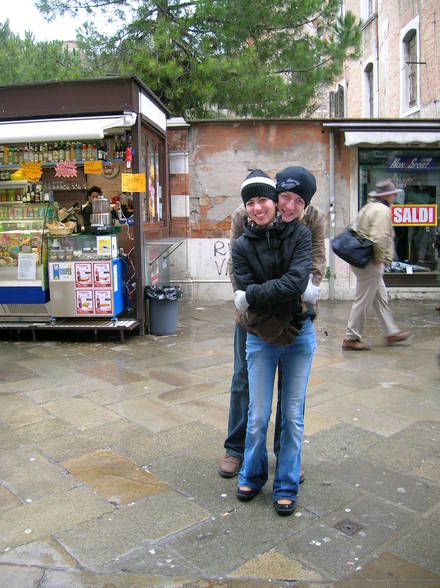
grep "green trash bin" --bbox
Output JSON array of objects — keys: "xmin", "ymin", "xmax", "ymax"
[{"xmin": 145, "ymin": 286, "xmax": 182, "ymax": 335}]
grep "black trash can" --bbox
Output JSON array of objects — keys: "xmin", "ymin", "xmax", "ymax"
[{"xmin": 145, "ymin": 285, "xmax": 182, "ymax": 335}]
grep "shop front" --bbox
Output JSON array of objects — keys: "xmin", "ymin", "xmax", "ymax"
[
  {"xmin": 323, "ymin": 120, "xmax": 440, "ymax": 296},
  {"xmin": 0, "ymin": 77, "xmax": 170, "ymax": 335}
]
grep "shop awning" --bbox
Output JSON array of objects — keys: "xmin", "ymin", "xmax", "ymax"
[
  {"xmin": 0, "ymin": 113, "xmax": 137, "ymax": 143},
  {"xmin": 344, "ymin": 131, "xmax": 440, "ymax": 146}
]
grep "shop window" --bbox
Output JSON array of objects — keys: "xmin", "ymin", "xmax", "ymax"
[
  {"xmin": 363, "ymin": 61, "xmax": 375, "ymax": 118},
  {"xmin": 400, "ymin": 17, "xmax": 420, "ymax": 115},
  {"xmin": 358, "ymin": 148, "xmax": 440, "ymax": 286},
  {"xmin": 329, "ymin": 82, "xmax": 345, "ymax": 118}
]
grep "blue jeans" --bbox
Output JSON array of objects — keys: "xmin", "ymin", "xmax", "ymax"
[
  {"xmin": 238, "ymin": 318, "xmax": 316, "ymax": 502},
  {"xmin": 224, "ymin": 323, "xmax": 249, "ymax": 458}
]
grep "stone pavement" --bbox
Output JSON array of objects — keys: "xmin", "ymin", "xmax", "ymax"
[{"xmin": 0, "ymin": 300, "xmax": 439, "ymax": 588}]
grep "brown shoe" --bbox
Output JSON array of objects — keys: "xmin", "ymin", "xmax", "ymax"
[
  {"xmin": 219, "ymin": 454, "xmax": 241, "ymax": 478},
  {"xmin": 342, "ymin": 339, "xmax": 370, "ymax": 351},
  {"xmin": 386, "ymin": 331, "xmax": 410, "ymax": 345}
]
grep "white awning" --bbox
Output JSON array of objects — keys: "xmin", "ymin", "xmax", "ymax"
[
  {"xmin": 0, "ymin": 113, "xmax": 137, "ymax": 143},
  {"xmin": 345, "ymin": 131, "xmax": 440, "ymax": 146}
]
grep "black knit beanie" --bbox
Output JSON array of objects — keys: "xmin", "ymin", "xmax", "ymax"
[
  {"xmin": 240, "ymin": 169, "xmax": 277, "ymax": 205},
  {"xmin": 275, "ymin": 166, "xmax": 316, "ymax": 207}
]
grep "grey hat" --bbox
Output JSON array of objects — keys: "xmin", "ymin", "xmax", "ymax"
[{"xmin": 368, "ymin": 180, "xmax": 403, "ymax": 197}]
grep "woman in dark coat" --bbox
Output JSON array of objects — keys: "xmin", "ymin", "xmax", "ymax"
[{"xmin": 232, "ymin": 168, "xmax": 316, "ymax": 516}]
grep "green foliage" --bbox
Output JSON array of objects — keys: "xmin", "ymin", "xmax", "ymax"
[
  {"xmin": 0, "ymin": 21, "xmax": 86, "ymax": 84},
  {"xmin": 11, "ymin": 1, "xmax": 361, "ymax": 118}
]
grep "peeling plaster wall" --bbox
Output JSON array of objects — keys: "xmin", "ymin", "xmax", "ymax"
[{"xmin": 166, "ymin": 119, "xmax": 357, "ymax": 300}]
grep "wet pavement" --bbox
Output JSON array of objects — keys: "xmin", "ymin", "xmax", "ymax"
[{"xmin": 0, "ymin": 299, "xmax": 439, "ymax": 587}]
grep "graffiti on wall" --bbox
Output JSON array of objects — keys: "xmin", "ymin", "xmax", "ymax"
[{"xmin": 214, "ymin": 240, "xmax": 229, "ymax": 276}]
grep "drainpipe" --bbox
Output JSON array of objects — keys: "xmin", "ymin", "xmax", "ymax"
[{"xmin": 329, "ymin": 129, "xmax": 336, "ymax": 301}]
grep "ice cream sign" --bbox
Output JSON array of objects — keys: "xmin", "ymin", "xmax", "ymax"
[{"xmin": 391, "ymin": 204, "xmax": 437, "ymax": 226}]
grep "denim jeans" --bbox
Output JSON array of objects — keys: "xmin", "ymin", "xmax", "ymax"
[
  {"xmin": 238, "ymin": 318, "xmax": 316, "ymax": 502},
  {"xmin": 224, "ymin": 323, "xmax": 249, "ymax": 458}
]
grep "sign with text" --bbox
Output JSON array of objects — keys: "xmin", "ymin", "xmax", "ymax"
[
  {"xmin": 55, "ymin": 161, "xmax": 77, "ymax": 178},
  {"xmin": 84, "ymin": 160, "xmax": 102, "ymax": 175},
  {"xmin": 387, "ymin": 155, "xmax": 436, "ymax": 172},
  {"xmin": 121, "ymin": 173, "xmax": 146, "ymax": 192},
  {"xmin": 391, "ymin": 204, "xmax": 437, "ymax": 226}
]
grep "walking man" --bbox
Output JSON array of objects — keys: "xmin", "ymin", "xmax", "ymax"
[{"xmin": 342, "ymin": 179, "xmax": 410, "ymax": 351}]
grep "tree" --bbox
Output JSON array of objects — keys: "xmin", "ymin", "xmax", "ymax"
[
  {"xmin": 0, "ymin": 21, "xmax": 86, "ymax": 85},
  {"xmin": 35, "ymin": 0, "xmax": 360, "ymax": 118}
]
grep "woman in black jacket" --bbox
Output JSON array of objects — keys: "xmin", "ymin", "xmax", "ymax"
[{"xmin": 232, "ymin": 168, "xmax": 316, "ymax": 516}]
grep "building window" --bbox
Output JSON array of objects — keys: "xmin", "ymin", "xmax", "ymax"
[
  {"xmin": 363, "ymin": 62, "xmax": 374, "ymax": 117},
  {"xmin": 329, "ymin": 82, "xmax": 345, "ymax": 118},
  {"xmin": 361, "ymin": 0, "xmax": 374, "ymax": 21},
  {"xmin": 400, "ymin": 16, "xmax": 420, "ymax": 115}
]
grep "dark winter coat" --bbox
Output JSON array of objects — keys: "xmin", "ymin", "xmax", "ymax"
[{"xmin": 232, "ymin": 218, "xmax": 312, "ymax": 346}]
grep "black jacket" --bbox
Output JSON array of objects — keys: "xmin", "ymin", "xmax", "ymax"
[{"xmin": 232, "ymin": 219, "xmax": 312, "ymax": 346}]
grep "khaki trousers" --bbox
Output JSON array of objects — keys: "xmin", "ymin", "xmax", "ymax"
[{"xmin": 345, "ymin": 261, "xmax": 399, "ymax": 342}]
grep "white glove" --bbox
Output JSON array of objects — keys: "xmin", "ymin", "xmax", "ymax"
[
  {"xmin": 234, "ymin": 290, "xmax": 249, "ymax": 313},
  {"xmin": 303, "ymin": 274, "xmax": 321, "ymax": 305}
]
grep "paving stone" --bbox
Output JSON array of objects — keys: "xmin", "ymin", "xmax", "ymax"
[
  {"xmin": 228, "ymin": 549, "xmax": 323, "ymax": 581},
  {"xmin": 388, "ymin": 508, "xmax": 440, "ymax": 575},
  {"xmin": 0, "ymin": 539, "xmax": 77, "ymax": 569},
  {"xmin": 0, "ymin": 487, "xmax": 112, "ymax": 551},
  {"xmin": 11, "ymin": 417, "xmax": 78, "ymax": 445},
  {"xmin": 306, "ymin": 381, "xmax": 358, "ymax": 408},
  {"xmin": 64, "ymin": 449, "xmax": 170, "ymax": 505},
  {"xmin": 312, "ymin": 397, "xmax": 412, "ymax": 437},
  {"xmin": 117, "ymin": 421, "xmax": 224, "ymax": 465},
  {"xmin": 55, "ymin": 491, "xmax": 210, "ymax": 568},
  {"xmin": 177, "ymin": 398, "xmax": 230, "ymax": 430},
  {"xmin": 26, "ymin": 381, "xmax": 117, "ymax": 404},
  {"xmin": 110, "ymin": 397, "xmax": 191, "ymax": 431},
  {"xmin": 0, "ymin": 375, "xmax": 50, "ymax": 394},
  {"xmin": 278, "ymin": 494, "xmax": 415, "ymax": 579},
  {"xmin": 412, "ymin": 454, "xmax": 440, "ymax": 483},
  {"xmin": 334, "ymin": 551, "xmax": 440, "ymax": 587},
  {"xmin": 0, "ymin": 393, "xmax": 50, "ymax": 428},
  {"xmin": 301, "ymin": 423, "xmax": 383, "ymax": 466},
  {"xmin": 0, "ymin": 446, "xmax": 76, "ymax": 502},
  {"xmin": 0, "ymin": 565, "xmax": 44, "ymax": 588},
  {"xmin": 38, "ymin": 419, "xmax": 152, "ymax": 463},
  {"xmin": 100, "ymin": 543, "xmax": 201, "ymax": 578},
  {"xmin": 167, "ymin": 496, "xmax": 316, "ymax": 577},
  {"xmin": 320, "ymin": 456, "xmax": 439, "ymax": 513},
  {"xmin": 0, "ymin": 361, "xmax": 36, "ymax": 383},
  {"xmin": 42, "ymin": 397, "xmax": 121, "ymax": 429},
  {"xmin": 304, "ymin": 409, "xmax": 339, "ymax": 435},
  {"xmin": 358, "ymin": 421, "xmax": 439, "ymax": 474},
  {"xmin": 78, "ymin": 362, "xmax": 146, "ymax": 385},
  {"xmin": 0, "ymin": 486, "xmax": 20, "ymax": 511},
  {"xmin": 147, "ymin": 366, "xmax": 209, "ymax": 387},
  {"xmin": 295, "ymin": 472, "xmax": 363, "ymax": 518},
  {"xmin": 188, "ymin": 364, "xmax": 234, "ymax": 383},
  {"xmin": 158, "ymin": 381, "xmax": 228, "ymax": 404},
  {"xmin": 84, "ymin": 378, "xmax": 175, "ymax": 405}
]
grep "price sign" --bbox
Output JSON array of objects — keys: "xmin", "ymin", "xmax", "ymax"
[
  {"xmin": 121, "ymin": 173, "xmax": 146, "ymax": 192},
  {"xmin": 84, "ymin": 161, "xmax": 102, "ymax": 175}
]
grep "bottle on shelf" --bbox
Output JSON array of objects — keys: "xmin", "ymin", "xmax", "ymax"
[
  {"xmin": 65, "ymin": 141, "xmax": 71, "ymax": 161},
  {"xmin": 59, "ymin": 141, "xmax": 65, "ymax": 161},
  {"xmin": 3, "ymin": 145, "xmax": 9, "ymax": 165},
  {"xmin": 70, "ymin": 141, "xmax": 76, "ymax": 161},
  {"xmin": 13, "ymin": 147, "xmax": 19, "ymax": 165},
  {"xmin": 76, "ymin": 142, "xmax": 82, "ymax": 161},
  {"xmin": 8, "ymin": 146, "xmax": 14, "ymax": 165},
  {"xmin": 48, "ymin": 143, "xmax": 53, "ymax": 162},
  {"xmin": 81, "ymin": 143, "xmax": 87, "ymax": 161},
  {"xmin": 53, "ymin": 142, "xmax": 59, "ymax": 162},
  {"xmin": 43, "ymin": 143, "xmax": 49, "ymax": 162},
  {"xmin": 38, "ymin": 144, "xmax": 44, "ymax": 163}
]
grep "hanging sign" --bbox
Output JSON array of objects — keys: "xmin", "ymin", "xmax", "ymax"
[
  {"xmin": 84, "ymin": 161, "xmax": 102, "ymax": 175},
  {"xmin": 387, "ymin": 155, "xmax": 436, "ymax": 171},
  {"xmin": 11, "ymin": 162, "xmax": 43, "ymax": 182},
  {"xmin": 55, "ymin": 161, "xmax": 77, "ymax": 178},
  {"xmin": 391, "ymin": 204, "xmax": 437, "ymax": 226},
  {"xmin": 121, "ymin": 173, "xmax": 146, "ymax": 192}
]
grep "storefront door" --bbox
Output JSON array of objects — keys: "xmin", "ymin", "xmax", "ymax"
[{"xmin": 359, "ymin": 149, "xmax": 439, "ymax": 286}]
